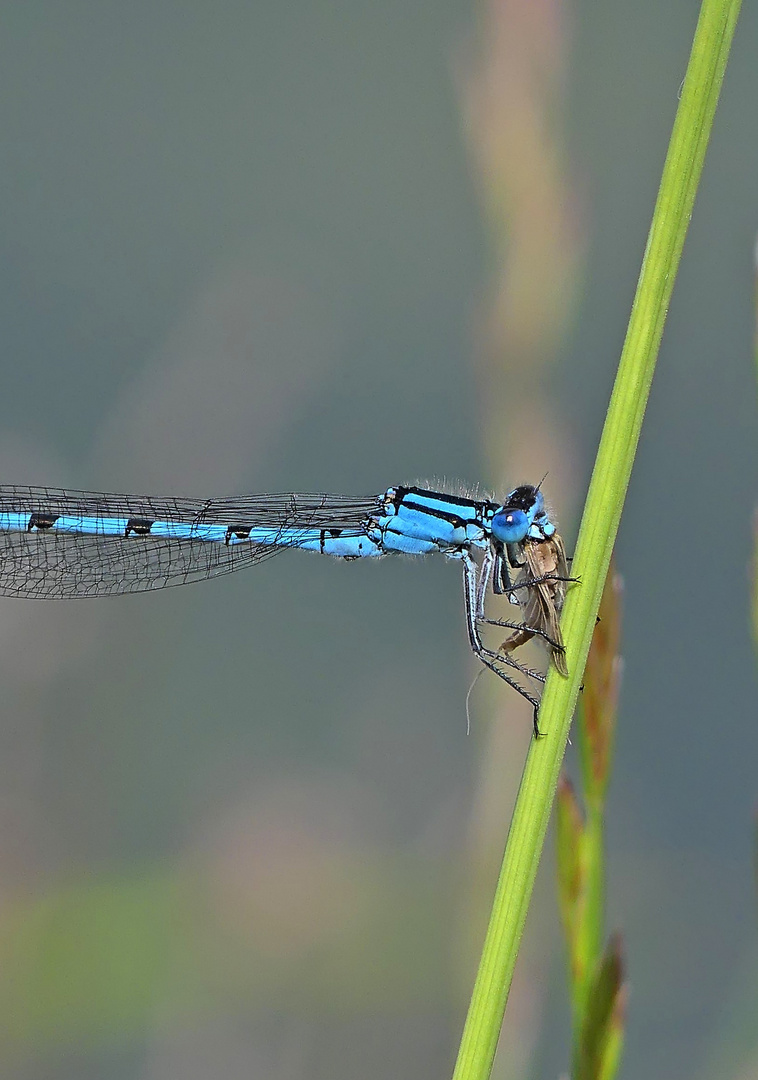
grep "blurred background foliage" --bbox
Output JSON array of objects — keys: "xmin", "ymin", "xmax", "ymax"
[{"xmin": 0, "ymin": 2, "xmax": 757, "ymax": 1078}]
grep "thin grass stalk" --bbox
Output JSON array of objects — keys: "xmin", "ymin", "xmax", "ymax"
[{"xmin": 452, "ymin": 2, "xmax": 741, "ymax": 1076}]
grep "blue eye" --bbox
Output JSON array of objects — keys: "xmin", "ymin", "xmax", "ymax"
[{"xmin": 491, "ymin": 507, "xmax": 529, "ymax": 544}]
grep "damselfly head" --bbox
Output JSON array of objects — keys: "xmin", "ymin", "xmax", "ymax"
[{"xmin": 491, "ymin": 485, "xmax": 556, "ymax": 544}]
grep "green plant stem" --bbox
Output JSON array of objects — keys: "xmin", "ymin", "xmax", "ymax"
[
  {"xmin": 573, "ymin": 807, "xmax": 605, "ymax": 1026},
  {"xmin": 452, "ymin": 2, "xmax": 741, "ymax": 1077}
]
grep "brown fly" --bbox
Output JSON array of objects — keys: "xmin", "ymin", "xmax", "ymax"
[{"xmin": 499, "ymin": 531, "xmax": 570, "ymax": 676}]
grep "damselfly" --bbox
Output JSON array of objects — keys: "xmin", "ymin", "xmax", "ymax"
[{"xmin": 0, "ymin": 482, "xmax": 570, "ymax": 732}]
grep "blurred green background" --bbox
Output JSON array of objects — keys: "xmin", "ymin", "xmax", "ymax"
[{"xmin": 0, "ymin": 2, "xmax": 757, "ymax": 1078}]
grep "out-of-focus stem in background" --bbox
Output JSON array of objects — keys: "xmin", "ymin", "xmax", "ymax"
[
  {"xmin": 462, "ymin": 0, "xmax": 584, "ymax": 491},
  {"xmin": 457, "ymin": 0, "xmax": 585, "ymax": 1072}
]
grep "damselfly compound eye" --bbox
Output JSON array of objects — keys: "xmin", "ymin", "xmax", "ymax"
[{"xmin": 491, "ymin": 507, "xmax": 529, "ymax": 544}]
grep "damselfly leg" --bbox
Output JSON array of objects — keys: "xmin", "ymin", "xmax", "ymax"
[
  {"xmin": 464, "ymin": 532, "xmax": 577, "ymax": 736},
  {"xmin": 461, "ymin": 553, "xmax": 546, "ymax": 736}
]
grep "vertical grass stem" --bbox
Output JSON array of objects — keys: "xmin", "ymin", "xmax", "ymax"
[{"xmin": 452, "ymin": 2, "xmax": 742, "ymax": 1076}]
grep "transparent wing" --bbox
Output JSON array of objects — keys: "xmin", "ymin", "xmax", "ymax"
[{"xmin": 0, "ymin": 486, "xmax": 382, "ymax": 599}]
